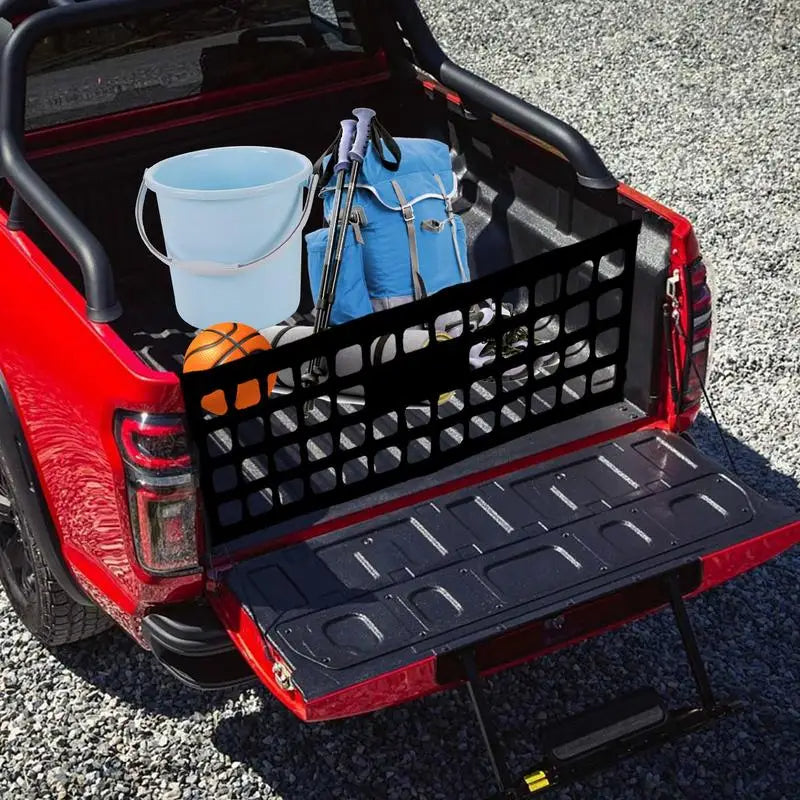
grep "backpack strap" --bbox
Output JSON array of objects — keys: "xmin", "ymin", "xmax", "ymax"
[
  {"xmin": 434, "ymin": 173, "xmax": 469, "ymax": 283},
  {"xmin": 314, "ymin": 130, "xmax": 344, "ymax": 190},
  {"xmin": 391, "ymin": 179, "xmax": 427, "ymax": 301},
  {"xmin": 370, "ymin": 119, "xmax": 402, "ymax": 171}
]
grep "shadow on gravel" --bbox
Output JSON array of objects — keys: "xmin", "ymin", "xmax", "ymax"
[
  {"xmin": 690, "ymin": 412, "xmax": 800, "ymax": 509},
  {"xmin": 50, "ymin": 627, "xmax": 240, "ymax": 718},
  {"xmin": 210, "ymin": 418, "xmax": 799, "ymax": 800},
  {"xmin": 212, "ymin": 681, "xmax": 502, "ymax": 800}
]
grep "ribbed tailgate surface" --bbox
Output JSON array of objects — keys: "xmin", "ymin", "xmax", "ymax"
[{"xmin": 224, "ymin": 430, "xmax": 794, "ymax": 700}]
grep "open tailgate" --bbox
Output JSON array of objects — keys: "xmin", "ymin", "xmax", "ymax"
[
  {"xmin": 182, "ymin": 223, "xmax": 800, "ymax": 719},
  {"xmin": 178, "ymin": 221, "xmax": 798, "ymax": 716},
  {"xmin": 213, "ymin": 428, "xmax": 798, "ymax": 709}
]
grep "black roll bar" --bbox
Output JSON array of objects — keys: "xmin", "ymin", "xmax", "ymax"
[
  {"xmin": 0, "ymin": 0, "xmax": 198, "ymax": 324},
  {"xmin": 0, "ymin": 0, "xmax": 616, "ymax": 326},
  {"xmin": 387, "ymin": 0, "xmax": 617, "ymax": 191}
]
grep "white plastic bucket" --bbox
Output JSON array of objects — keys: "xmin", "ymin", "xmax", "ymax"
[{"xmin": 136, "ymin": 146, "xmax": 316, "ymax": 330}]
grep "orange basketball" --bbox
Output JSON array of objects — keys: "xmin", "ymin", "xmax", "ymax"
[{"xmin": 183, "ymin": 322, "xmax": 276, "ymax": 415}]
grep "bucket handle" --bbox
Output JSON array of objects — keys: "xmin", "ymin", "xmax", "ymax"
[{"xmin": 135, "ymin": 172, "xmax": 319, "ymax": 275}]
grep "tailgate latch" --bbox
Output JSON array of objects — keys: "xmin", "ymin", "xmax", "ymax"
[
  {"xmin": 665, "ymin": 270, "xmax": 681, "ymax": 304},
  {"xmin": 273, "ymin": 660, "xmax": 295, "ymax": 692}
]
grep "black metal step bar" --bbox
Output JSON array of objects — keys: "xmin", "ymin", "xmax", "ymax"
[
  {"xmin": 666, "ymin": 574, "xmax": 716, "ymax": 710},
  {"xmin": 459, "ymin": 572, "xmax": 736, "ymax": 799},
  {"xmin": 460, "ymin": 650, "xmax": 514, "ymax": 792}
]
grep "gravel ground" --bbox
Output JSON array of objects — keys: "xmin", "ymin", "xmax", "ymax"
[{"xmin": 1, "ymin": 1, "xmax": 799, "ymax": 798}]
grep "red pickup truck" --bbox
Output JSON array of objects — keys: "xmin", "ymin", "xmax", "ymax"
[{"xmin": 0, "ymin": 1, "xmax": 797, "ymax": 796}]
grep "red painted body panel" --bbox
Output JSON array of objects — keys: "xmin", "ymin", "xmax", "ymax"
[
  {"xmin": 0, "ymin": 56, "xmax": 394, "ymax": 642},
  {"xmin": 0, "ymin": 209, "xmax": 194, "ymax": 638},
  {"xmin": 210, "ymin": 584, "xmax": 311, "ymax": 720},
  {"xmin": 692, "ymin": 521, "xmax": 800, "ymax": 595}
]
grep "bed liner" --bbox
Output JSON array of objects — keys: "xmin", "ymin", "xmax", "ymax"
[{"xmin": 223, "ymin": 428, "xmax": 795, "ymax": 701}]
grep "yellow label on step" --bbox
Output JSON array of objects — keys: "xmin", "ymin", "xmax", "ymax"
[{"xmin": 523, "ymin": 770, "xmax": 551, "ymax": 793}]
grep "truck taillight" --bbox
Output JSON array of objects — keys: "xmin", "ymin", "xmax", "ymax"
[
  {"xmin": 114, "ymin": 412, "xmax": 201, "ymax": 576},
  {"xmin": 682, "ymin": 259, "xmax": 714, "ymax": 409}
]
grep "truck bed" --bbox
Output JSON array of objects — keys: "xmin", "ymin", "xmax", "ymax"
[
  {"xmin": 19, "ymin": 73, "xmax": 669, "ymax": 427},
  {"xmin": 224, "ymin": 429, "xmax": 795, "ymax": 700}
]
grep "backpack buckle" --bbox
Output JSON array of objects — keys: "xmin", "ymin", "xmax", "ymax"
[
  {"xmin": 401, "ymin": 203, "xmax": 415, "ymax": 223},
  {"xmin": 350, "ymin": 206, "xmax": 367, "ymax": 245},
  {"xmin": 422, "ymin": 219, "xmax": 445, "ymax": 233}
]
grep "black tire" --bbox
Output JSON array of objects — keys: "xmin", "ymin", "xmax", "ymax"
[{"xmin": 0, "ymin": 447, "xmax": 111, "ymax": 647}]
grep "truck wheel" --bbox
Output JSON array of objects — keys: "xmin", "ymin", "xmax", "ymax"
[{"xmin": 0, "ymin": 455, "xmax": 111, "ymax": 646}]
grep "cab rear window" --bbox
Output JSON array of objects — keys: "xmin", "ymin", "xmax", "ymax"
[{"xmin": 24, "ymin": 0, "xmax": 363, "ymax": 130}]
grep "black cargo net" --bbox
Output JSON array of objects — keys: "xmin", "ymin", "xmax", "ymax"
[{"xmin": 181, "ymin": 221, "xmax": 639, "ymax": 542}]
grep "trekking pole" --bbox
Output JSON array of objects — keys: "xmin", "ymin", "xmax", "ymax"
[
  {"xmin": 316, "ymin": 107, "xmax": 375, "ymax": 334},
  {"xmin": 301, "ymin": 119, "xmax": 356, "ymax": 405},
  {"xmin": 304, "ymin": 108, "xmax": 375, "ymax": 414},
  {"xmin": 312, "ymin": 118, "xmax": 357, "ymax": 337}
]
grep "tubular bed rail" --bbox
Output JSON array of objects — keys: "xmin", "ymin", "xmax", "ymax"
[{"xmin": 383, "ymin": 0, "xmax": 617, "ymax": 190}]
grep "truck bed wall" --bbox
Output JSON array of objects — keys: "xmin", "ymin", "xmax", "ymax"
[{"xmin": 9, "ymin": 73, "xmax": 671, "ymax": 414}]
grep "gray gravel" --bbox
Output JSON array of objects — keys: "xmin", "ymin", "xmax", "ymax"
[{"xmin": 2, "ymin": 1, "xmax": 799, "ymax": 798}]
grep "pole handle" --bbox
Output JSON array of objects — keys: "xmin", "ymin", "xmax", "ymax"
[
  {"xmin": 350, "ymin": 107, "xmax": 376, "ymax": 163},
  {"xmin": 334, "ymin": 119, "xmax": 357, "ymax": 174}
]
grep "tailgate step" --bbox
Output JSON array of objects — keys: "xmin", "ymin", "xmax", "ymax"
[
  {"xmin": 478, "ymin": 581, "xmax": 736, "ymax": 798},
  {"xmin": 542, "ymin": 688, "xmax": 667, "ymax": 762},
  {"xmin": 223, "ymin": 429, "xmax": 794, "ymax": 701}
]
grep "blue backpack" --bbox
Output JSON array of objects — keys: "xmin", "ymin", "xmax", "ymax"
[{"xmin": 305, "ymin": 137, "xmax": 469, "ymax": 325}]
